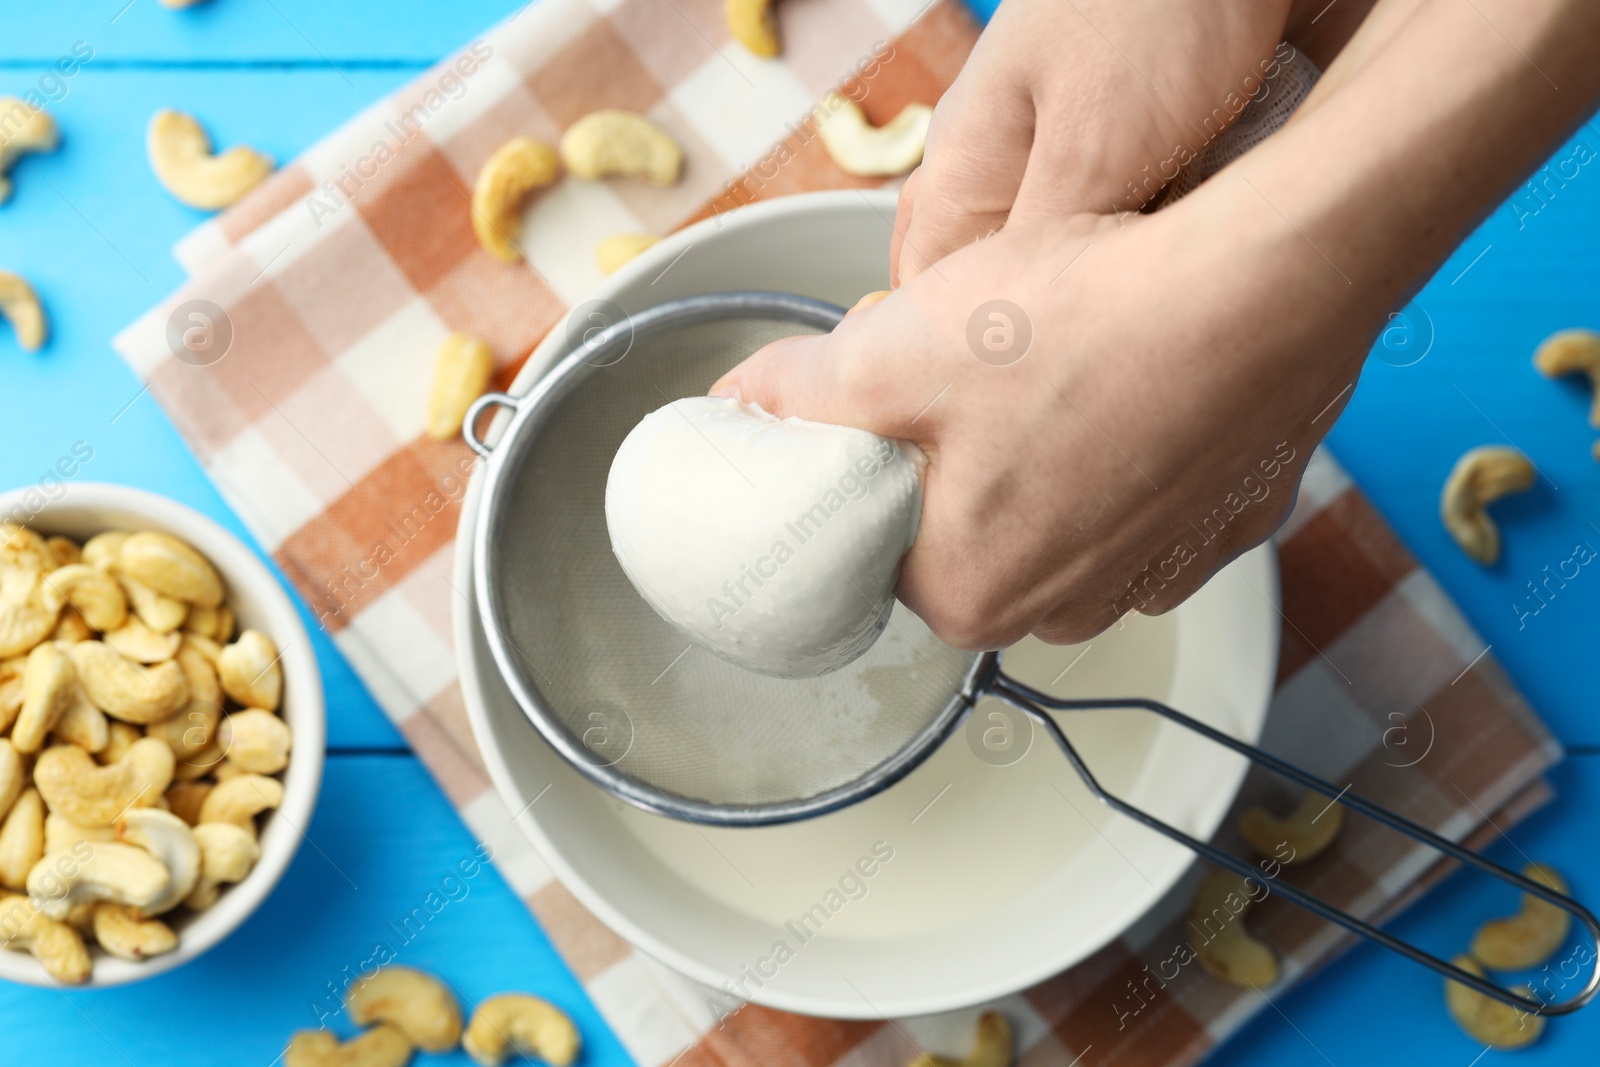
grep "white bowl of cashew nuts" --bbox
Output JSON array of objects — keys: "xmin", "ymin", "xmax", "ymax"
[{"xmin": 0, "ymin": 482, "xmax": 324, "ymax": 987}]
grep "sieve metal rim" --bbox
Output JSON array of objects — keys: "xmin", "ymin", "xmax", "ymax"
[{"xmin": 468, "ymin": 290, "xmax": 988, "ymax": 827}]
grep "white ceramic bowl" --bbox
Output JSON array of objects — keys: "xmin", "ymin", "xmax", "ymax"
[
  {"xmin": 0, "ymin": 483, "xmax": 324, "ymax": 987},
  {"xmin": 455, "ymin": 190, "xmax": 1279, "ymax": 1018}
]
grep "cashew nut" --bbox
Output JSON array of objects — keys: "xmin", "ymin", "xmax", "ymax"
[
  {"xmin": 12, "ymin": 641, "xmax": 77, "ymax": 754},
  {"xmin": 0, "ymin": 568, "xmax": 65, "ymax": 659},
  {"xmin": 92, "ymin": 902, "xmax": 178, "ymax": 961},
  {"xmin": 52, "ymin": 607, "xmax": 93, "ymax": 644},
  {"xmin": 427, "ymin": 333, "xmax": 495, "ymax": 441},
  {"xmin": 559, "ymin": 111, "xmax": 682, "ymax": 186},
  {"xmin": 164, "ymin": 781, "xmax": 211, "ymax": 827},
  {"xmin": 0, "ymin": 97, "xmax": 60, "ymax": 204},
  {"xmin": 908, "ymin": 1012, "xmax": 1012, "ymax": 1067},
  {"xmin": 1533, "ymin": 328, "xmax": 1600, "ymax": 427},
  {"xmin": 116, "ymin": 570, "xmax": 189, "ymax": 634},
  {"xmin": 217, "ymin": 629, "xmax": 281, "ymax": 711},
  {"xmin": 816, "ymin": 94, "xmax": 932, "ymax": 177},
  {"xmin": 1445, "ymin": 955, "xmax": 1543, "ymax": 1048},
  {"xmin": 285, "ymin": 1025, "xmax": 414, "ymax": 1067},
  {"xmin": 470, "ymin": 136, "xmax": 560, "ymax": 262},
  {"xmin": 725, "ymin": 0, "xmax": 779, "ymax": 57},
  {"xmin": 68, "ymin": 641, "xmax": 189, "ymax": 724},
  {"xmin": 0, "ymin": 271, "xmax": 48, "ymax": 352},
  {"xmin": 185, "ymin": 821, "xmax": 259, "ymax": 910},
  {"xmin": 99, "ymin": 721, "xmax": 142, "ymax": 767},
  {"xmin": 53, "ymin": 683, "xmax": 109, "ymax": 753},
  {"xmin": 147, "ymin": 109, "xmax": 274, "ymax": 210},
  {"xmin": 44, "ymin": 812, "xmax": 113, "ymax": 856},
  {"xmin": 34, "ymin": 739, "xmax": 175, "ymax": 827},
  {"xmin": 147, "ymin": 641, "xmax": 222, "ymax": 758},
  {"xmin": 217, "ymin": 709, "xmax": 292, "ymax": 775},
  {"xmin": 81, "ymin": 531, "xmax": 131, "ymax": 571},
  {"xmin": 1470, "ymin": 862, "xmax": 1570, "ymax": 971},
  {"xmin": 199, "ymin": 773, "xmax": 283, "ymax": 834},
  {"xmin": 172, "ymin": 737, "xmax": 227, "ymax": 781},
  {"xmin": 184, "ymin": 603, "xmax": 234, "ymax": 643},
  {"xmin": 103, "ymin": 617, "xmax": 182, "ymax": 664},
  {"xmin": 114, "ymin": 808, "xmax": 200, "ymax": 916},
  {"xmin": 0, "ymin": 788, "xmax": 44, "ymax": 889},
  {"xmin": 347, "ymin": 966, "xmax": 463, "ymax": 1052},
  {"xmin": 119, "ymin": 531, "xmax": 224, "ymax": 608},
  {"xmin": 41, "ymin": 564, "xmax": 127, "ymax": 632},
  {"xmin": 463, "ymin": 994, "xmax": 580, "ymax": 1067},
  {"xmin": 0, "ymin": 893, "xmax": 90, "ymax": 984},
  {"xmin": 1191, "ymin": 869, "xmax": 1278, "ymax": 988},
  {"xmin": 45, "ymin": 537, "xmax": 79, "ymax": 569},
  {"xmin": 1238, "ymin": 792, "xmax": 1343, "ymax": 864},
  {"xmin": 0, "ymin": 740, "xmax": 22, "ymax": 822},
  {"xmin": 182, "ymin": 632, "xmax": 221, "ymax": 666},
  {"xmin": 26, "ymin": 839, "xmax": 172, "ymax": 920},
  {"xmin": 1441, "ymin": 447, "xmax": 1534, "ymax": 564},
  {"xmin": 0, "ymin": 655, "xmax": 24, "ymax": 732},
  {"xmin": 595, "ymin": 233, "xmax": 659, "ymax": 276}
]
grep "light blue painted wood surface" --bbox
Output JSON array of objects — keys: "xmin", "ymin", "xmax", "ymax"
[{"xmin": 1, "ymin": 2, "xmax": 1596, "ymax": 1064}]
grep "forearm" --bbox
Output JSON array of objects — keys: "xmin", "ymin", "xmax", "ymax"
[{"xmin": 1228, "ymin": 0, "xmax": 1600, "ymax": 339}]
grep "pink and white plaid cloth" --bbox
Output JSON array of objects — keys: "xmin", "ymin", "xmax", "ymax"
[{"xmin": 113, "ymin": 2, "xmax": 1559, "ymax": 1063}]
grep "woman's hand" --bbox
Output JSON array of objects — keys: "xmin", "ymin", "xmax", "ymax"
[
  {"xmin": 716, "ymin": 181, "xmax": 1377, "ymax": 648},
  {"xmin": 893, "ymin": 0, "xmax": 1299, "ymax": 285}
]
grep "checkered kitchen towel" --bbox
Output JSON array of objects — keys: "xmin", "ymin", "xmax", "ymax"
[{"xmin": 113, "ymin": 1, "xmax": 1561, "ymax": 1063}]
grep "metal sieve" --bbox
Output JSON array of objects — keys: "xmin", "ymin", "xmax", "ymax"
[{"xmin": 466, "ymin": 290, "xmax": 1597, "ymax": 1015}]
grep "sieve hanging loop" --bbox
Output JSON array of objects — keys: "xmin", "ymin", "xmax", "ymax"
[
  {"xmin": 988, "ymin": 671, "xmax": 1600, "ymax": 1016},
  {"xmin": 463, "ymin": 392, "xmax": 522, "ymax": 458}
]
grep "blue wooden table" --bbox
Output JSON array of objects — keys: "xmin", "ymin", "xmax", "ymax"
[{"xmin": 1, "ymin": 2, "xmax": 1596, "ymax": 1063}]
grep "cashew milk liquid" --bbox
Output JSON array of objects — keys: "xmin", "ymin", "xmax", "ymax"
[{"xmin": 614, "ymin": 610, "xmax": 1175, "ymax": 937}]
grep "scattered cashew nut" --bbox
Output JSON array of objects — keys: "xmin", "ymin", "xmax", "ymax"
[
  {"xmin": 0, "ymin": 893, "xmax": 91, "ymax": 984},
  {"xmin": 217, "ymin": 629, "xmax": 282, "ymax": 711},
  {"xmin": 908, "ymin": 1012, "xmax": 1012, "ymax": 1067},
  {"xmin": 470, "ymin": 137, "xmax": 559, "ymax": 262},
  {"xmin": 725, "ymin": 0, "xmax": 779, "ymax": 57},
  {"xmin": 1470, "ymin": 862, "xmax": 1570, "ymax": 971},
  {"xmin": 559, "ymin": 110, "xmax": 682, "ymax": 186},
  {"xmin": 81, "ymin": 531, "xmax": 131, "ymax": 571},
  {"xmin": 1441, "ymin": 447, "xmax": 1534, "ymax": 564},
  {"xmin": 147, "ymin": 109, "xmax": 274, "ymax": 210},
  {"xmin": 0, "ymin": 741, "xmax": 21, "ymax": 823},
  {"xmin": 0, "ymin": 97, "xmax": 60, "ymax": 204},
  {"xmin": 116, "ymin": 570, "xmax": 189, "ymax": 634},
  {"xmin": 147, "ymin": 641, "xmax": 222, "ymax": 758},
  {"xmin": 119, "ymin": 531, "xmax": 224, "ymax": 608},
  {"xmin": 595, "ymin": 233, "xmax": 659, "ymax": 276},
  {"xmin": 217, "ymin": 710, "xmax": 293, "ymax": 775},
  {"xmin": 115, "ymin": 808, "xmax": 201, "ymax": 916},
  {"xmin": 0, "ymin": 271, "xmax": 48, "ymax": 352},
  {"xmin": 53, "ymin": 684, "xmax": 109, "ymax": 753},
  {"xmin": 0, "ymin": 567, "xmax": 65, "ymax": 659},
  {"xmin": 103, "ymin": 617, "xmax": 182, "ymax": 664},
  {"xmin": 347, "ymin": 966, "xmax": 463, "ymax": 1053},
  {"xmin": 41, "ymin": 564, "xmax": 127, "ymax": 632},
  {"xmin": 817, "ymin": 93, "xmax": 932, "ymax": 177},
  {"xmin": 1533, "ymin": 328, "xmax": 1600, "ymax": 427},
  {"xmin": 185, "ymin": 821, "xmax": 259, "ymax": 910},
  {"xmin": 52, "ymin": 607, "xmax": 94, "ymax": 644},
  {"xmin": 463, "ymin": 993, "xmax": 581, "ymax": 1067},
  {"xmin": 92, "ymin": 903, "xmax": 179, "ymax": 961},
  {"xmin": 184, "ymin": 603, "xmax": 234, "ymax": 643},
  {"xmin": 12, "ymin": 641, "xmax": 77, "ymax": 754},
  {"xmin": 427, "ymin": 332, "xmax": 495, "ymax": 441},
  {"xmin": 1190, "ymin": 869, "xmax": 1278, "ymax": 988},
  {"xmin": 285, "ymin": 1024, "xmax": 414, "ymax": 1067},
  {"xmin": 0, "ymin": 788, "xmax": 44, "ymax": 890},
  {"xmin": 1238, "ymin": 792, "xmax": 1344, "ymax": 864},
  {"xmin": 26, "ymin": 839, "xmax": 172, "ymax": 920},
  {"xmin": 164, "ymin": 781, "xmax": 212, "ymax": 827},
  {"xmin": 33, "ymin": 739, "xmax": 176, "ymax": 827},
  {"xmin": 1445, "ymin": 955, "xmax": 1543, "ymax": 1048}
]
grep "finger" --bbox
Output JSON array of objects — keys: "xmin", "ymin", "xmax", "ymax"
[
  {"xmin": 889, "ymin": 168, "xmax": 919, "ymax": 289},
  {"xmin": 708, "ymin": 333, "xmax": 834, "ymax": 420},
  {"xmin": 896, "ymin": 71, "xmax": 1034, "ymax": 284}
]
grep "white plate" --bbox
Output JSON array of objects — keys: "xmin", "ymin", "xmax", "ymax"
[{"xmin": 454, "ymin": 190, "xmax": 1279, "ymax": 1018}]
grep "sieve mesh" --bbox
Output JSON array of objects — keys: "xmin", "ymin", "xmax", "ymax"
[{"xmin": 479, "ymin": 302, "xmax": 980, "ymax": 815}]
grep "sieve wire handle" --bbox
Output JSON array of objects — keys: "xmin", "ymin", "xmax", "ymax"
[
  {"xmin": 987, "ymin": 672, "xmax": 1600, "ymax": 1017},
  {"xmin": 463, "ymin": 392, "xmax": 522, "ymax": 458}
]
